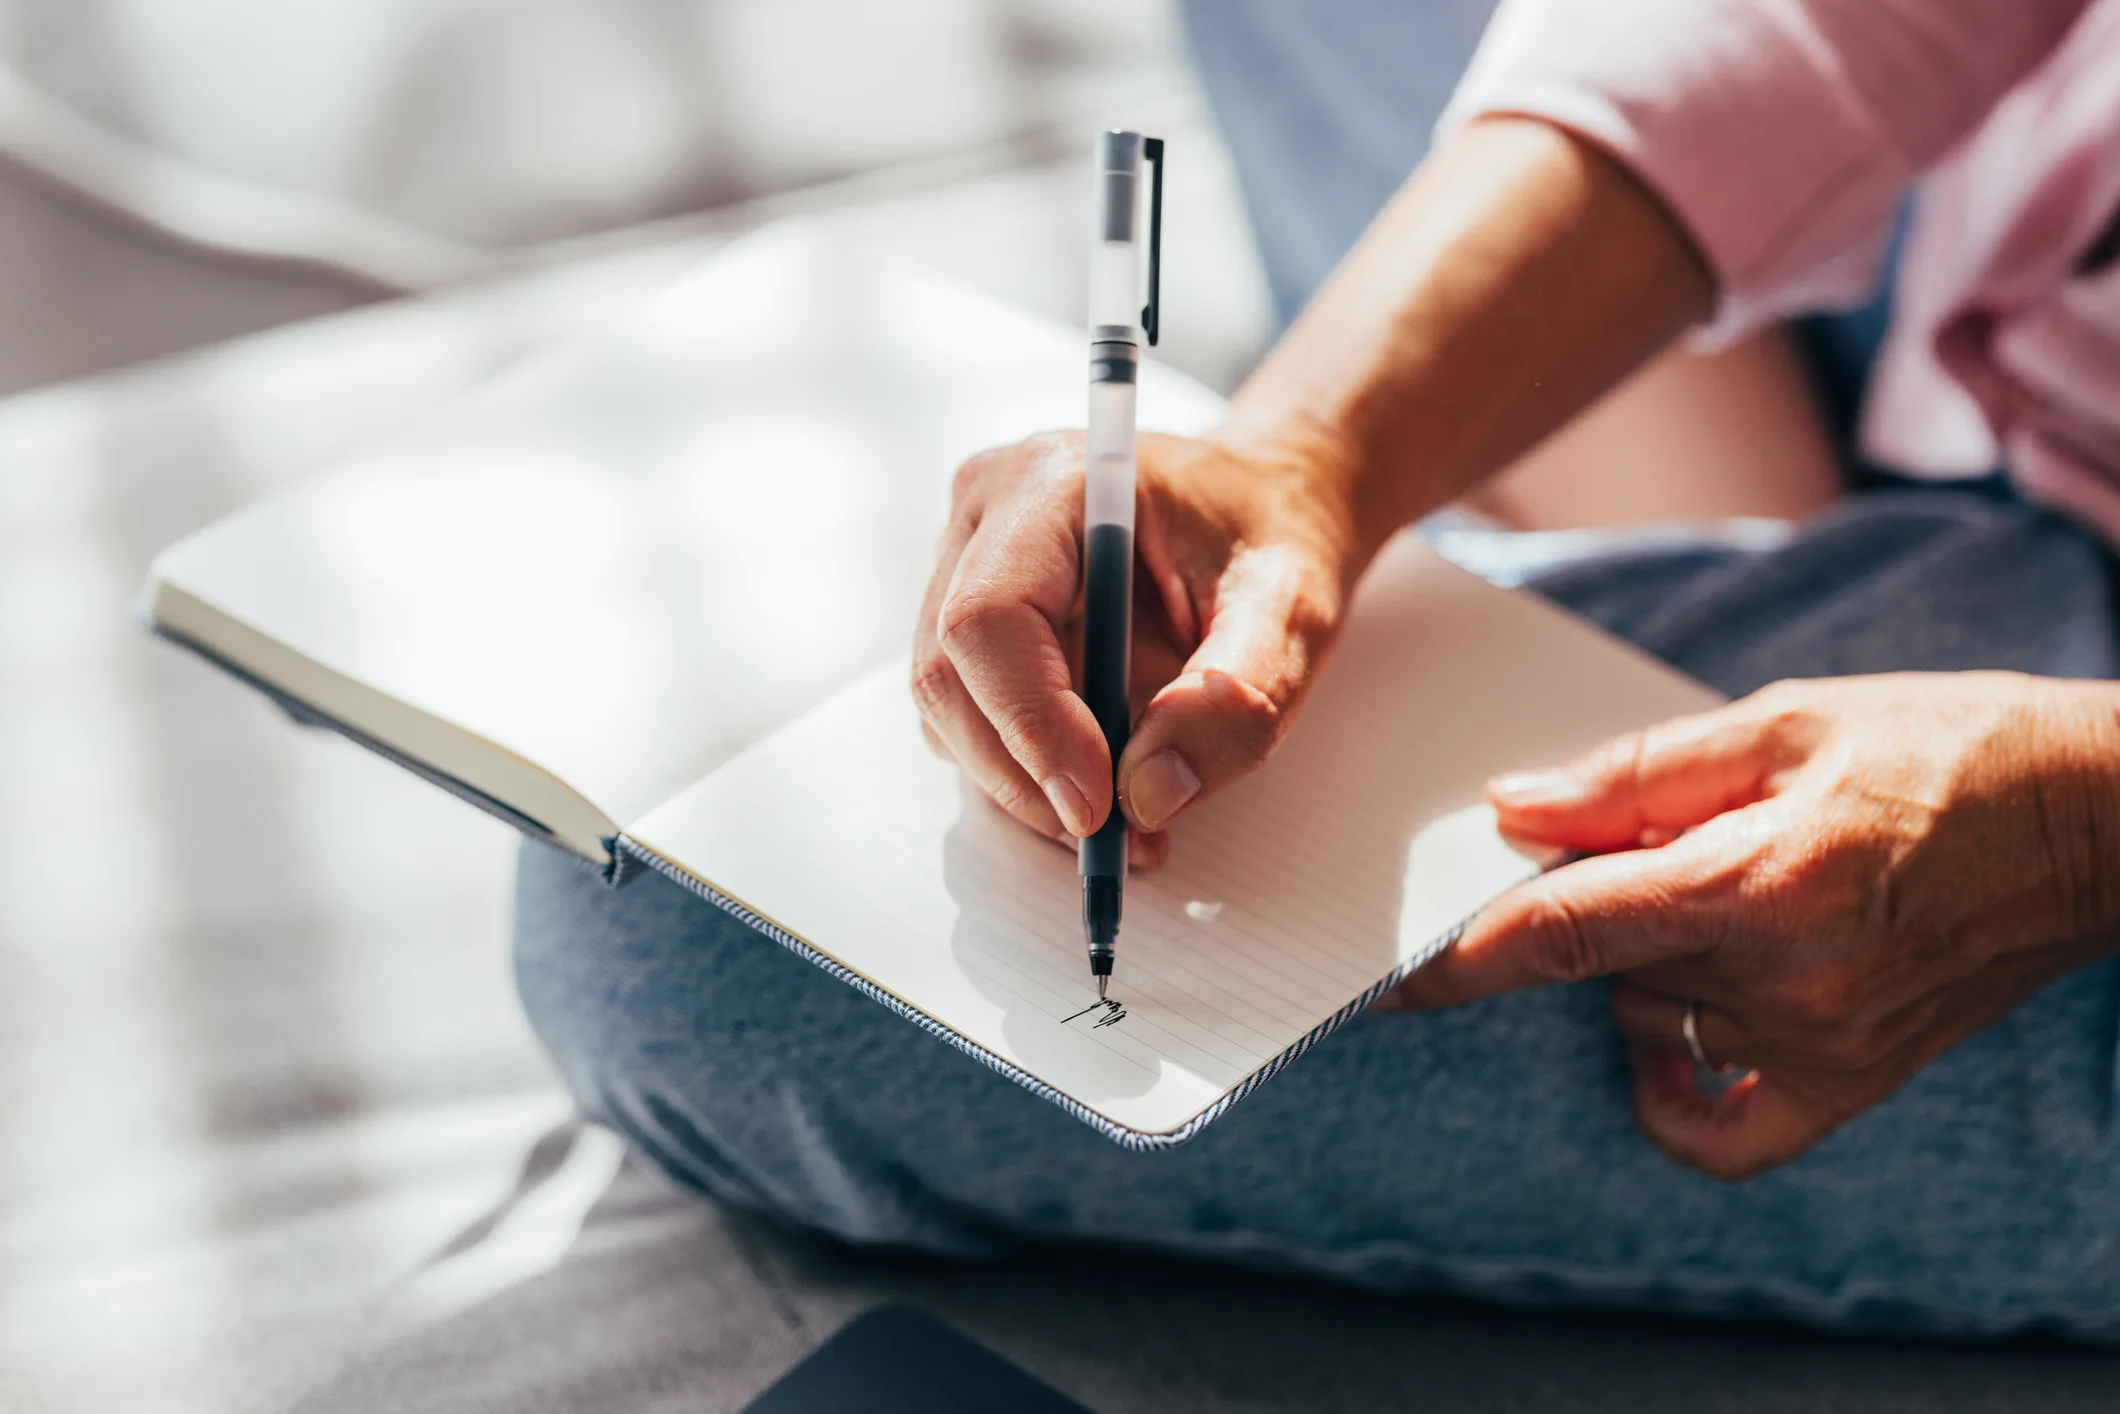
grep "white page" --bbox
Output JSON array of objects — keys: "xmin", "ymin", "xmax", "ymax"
[
  {"xmin": 149, "ymin": 221, "xmax": 1228, "ymax": 842},
  {"xmin": 626, "ymin": 535, "xmax": 1722, "ymax": 1144}
]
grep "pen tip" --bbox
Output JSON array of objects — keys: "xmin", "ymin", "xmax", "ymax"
[{"xmin": 1097, "ymin": 975, "xmax": 1109, "ymax": 1000}]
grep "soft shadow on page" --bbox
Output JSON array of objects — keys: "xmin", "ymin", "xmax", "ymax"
[
  {"xmin": 923, "ymin": 540, "xmax": 1611, "ymax": 1134},
  {"xmin": 938, "ymin": 714, "xmax": 1549, "ymax": 1139},
  {"xmin": 942, "ymin": 793, "xmax": 1159, "ymax": 1109},
  {"xmin": 937, "ymin": 767, "xmax": 1427, "ymax": 1131},
  {"xmin": 626, "ymin": 536, "xmax": 1714, "ymax": 1141}
]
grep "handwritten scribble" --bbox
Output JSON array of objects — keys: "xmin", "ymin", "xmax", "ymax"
[{"xmin": 1063, "ymin": 998, "xmax": 1128, "ymax": 1030}]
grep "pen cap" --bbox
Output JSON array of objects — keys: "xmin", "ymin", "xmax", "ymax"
[{"xmin": 1088, "ymin": 131, "xmax": 1162, "ymax": 344}]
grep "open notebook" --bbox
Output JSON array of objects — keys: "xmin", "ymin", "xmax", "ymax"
[
  {"xmin": 143, "ymin": 220, "xmax": 1719, "ymax": 1148},
  {"xmin": 145, "ymin": 221, "xmax": 1227, "ymax": 863}
]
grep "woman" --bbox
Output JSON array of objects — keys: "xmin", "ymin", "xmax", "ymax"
[{"xmin": 519, "ymin": 0, "xmax": 2120, "ymax": 1336}]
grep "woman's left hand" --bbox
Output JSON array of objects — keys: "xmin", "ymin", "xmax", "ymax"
[{"xmin": 1377, "ymin": 672, "xmax": 2120, "ymax": 1180}]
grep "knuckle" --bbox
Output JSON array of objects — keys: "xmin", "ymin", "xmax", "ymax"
[
  {"xmin": 1519, "ymin": 884, "xmax": 1607, "ymax": 983},
  {"xmin": 952, "ymin": 432, "xmax": 1079, "ymax": 505},
  {"xmin": 1745, "ymin": 678, "xmax": 1810, "ymax": 715},
  {"xmin": 909, "ymin": 650, "xmax": 959, "ymax": 718},
  {"xmin": 1025, "ymin": 435, "xmax": 1088, "ymax": 495},
  {"xmin": 1022, "ymin": 428, "xmax": 1083, "ymax": 462},
  {"xmin": 1741, "ymin": 679, "xmax": 1828, "ymax": 743},
  {"xmin": 1215, "ymin": 676, "xmax": 1288, "ymax": 762},
  {"xmin": 935, "ymin": 587, "xmax": 1013, "ymax": 657},
  {"xmin": 1583, "ymin": 728, "xmax": 1650, "ymax": 797},
  {"xmin": 1756, "ymin": 970, "xmax": 1849, "ymax": 1028},
  {"xmin": 949, "ymin": 451, "xmax": 992, "ymax": 504}
]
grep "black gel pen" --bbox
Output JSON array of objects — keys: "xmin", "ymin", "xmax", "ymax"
[{"xmin": 1080, "ymin": 130, "xmax": 1163, "ymax": 998}]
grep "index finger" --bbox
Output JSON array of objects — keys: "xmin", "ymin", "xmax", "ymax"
[
  {"xmin": 936, "ymin": 473, "xmax": 1113, "ymax": 835},
  {"xmin": 1385, "ymin": 832, "xmax": 1724, "ymax": 1009}
]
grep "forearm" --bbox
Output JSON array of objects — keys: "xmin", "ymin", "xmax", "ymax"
[{"xmin": 1215, "ymin": 117, "xmax": 1713, "ymax": 574}]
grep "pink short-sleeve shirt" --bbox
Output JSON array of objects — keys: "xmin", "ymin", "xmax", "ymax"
[{"xmin": 1442, "ymin": 0, "xmax": 2120, "ymax": 544}]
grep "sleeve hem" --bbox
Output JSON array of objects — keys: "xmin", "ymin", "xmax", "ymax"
[{"xmin": 1435, "ymin": 1, "xmax": 1914, "ymax": 343}]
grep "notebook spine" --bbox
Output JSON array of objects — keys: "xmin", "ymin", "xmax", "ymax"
[{"xmin": 143, "ymin": 617, "xmax": 614, "ymax": 873}]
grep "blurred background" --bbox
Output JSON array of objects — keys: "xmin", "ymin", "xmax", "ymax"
[
  {"xmin": 0, "ymin": 0, "xmax": 1270, "ymax": 393},
  {"xmin": 0, "ymin": 4, "xmax": 1269, "ymax": 1411}
]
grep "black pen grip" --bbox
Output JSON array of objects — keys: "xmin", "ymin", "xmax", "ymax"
[{"xmin": 1078, "ymin": 521, "xmax": 1132, "ymax": 880}]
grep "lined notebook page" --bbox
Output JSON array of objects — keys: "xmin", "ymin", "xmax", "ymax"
[{"xmin": 626, "ymin": 535, "xmax": 1722, "ymax": 1142}]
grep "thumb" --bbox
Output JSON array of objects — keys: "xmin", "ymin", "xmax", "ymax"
[
  {"xmin": 1487, "ymin": 701, "xmax": 1789, "ymax": 853},
  {"xmin": 1117, "ymin": 545, "xmax": 1337, "ymax": 832}
]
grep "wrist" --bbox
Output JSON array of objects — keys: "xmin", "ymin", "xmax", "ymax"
[
  {"xmin": 1197, "ymin": 420, "xmax": 1383, "ymax": 592},
  {"xmin": 2031, "ymin": 678, "xmax": 2120, "ymax": 948}
]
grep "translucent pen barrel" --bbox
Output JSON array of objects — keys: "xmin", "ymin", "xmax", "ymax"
[
  {"xmin": 1088, "ymin": 130, "xmax": 1148, "ymax": 343},
  {"xmin": 1079, "ymin": 128, "xmax": 1147, "ymax": 912}
]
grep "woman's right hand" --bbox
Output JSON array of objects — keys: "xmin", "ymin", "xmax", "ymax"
[
  {"xmin": 911, "ymin": 119, "xmax": 1717, "ymax": 866},
  {"xmin": 911, "ymin": 429, "xmax": 1366, "ymax": 866}
]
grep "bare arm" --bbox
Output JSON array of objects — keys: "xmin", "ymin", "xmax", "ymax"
[
  {"xmin": 1219, "ymin": 117, "xmax": 1713, "ymax": 573},
  {"xmin": 912, "ymin": 116, "xmax": 1711, "ymax": 852}
]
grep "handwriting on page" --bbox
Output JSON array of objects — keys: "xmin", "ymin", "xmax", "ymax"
[{"xmin": 1062, "ymin": 999, "xmax": 1128, "ymax": 1030}]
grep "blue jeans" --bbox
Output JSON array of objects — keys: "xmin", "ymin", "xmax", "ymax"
[{"xmin": 513, "ymin": 7, "xmax": 2120, "ymax": 1340}]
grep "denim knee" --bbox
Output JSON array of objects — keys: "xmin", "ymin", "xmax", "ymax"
[{"xmin": 511, "ymin": 841, "xmax": 1018, "ymax": 1253}]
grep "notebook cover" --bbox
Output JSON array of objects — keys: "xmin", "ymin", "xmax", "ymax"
[{"xmin": 147, "ymin": 617, "xmax": 628, "ymax": 878}]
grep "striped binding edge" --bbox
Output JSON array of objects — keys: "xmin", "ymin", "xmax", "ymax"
[
  {"xmin": 147, "ymin": 613, "xmax": 1487, "ymax": 1145},
  {"xmin": 143, "ymin": 611, "xmax": 1492, "ymax": 1136},
  {"xmin": 616, "ymin": 835, "xmax": 1478, "ymax": 1153}
]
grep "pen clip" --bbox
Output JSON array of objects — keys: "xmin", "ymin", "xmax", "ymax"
[{"xmin": 1141, "ymin": 136, "xmax": 1164, "ymax": 348}]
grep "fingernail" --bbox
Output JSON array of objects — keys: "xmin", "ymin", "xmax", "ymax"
[
  {"xmin": 1043, "ymin": 777, "xmax": 1095, "ymax": 836},
  {"xmin": 1489, "ymin": 769, "xmax": 1592, "ymax": 809},
  {"xmin": 1129, "ymin": 750, "xmax": 1202, "ymax": 830}
]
